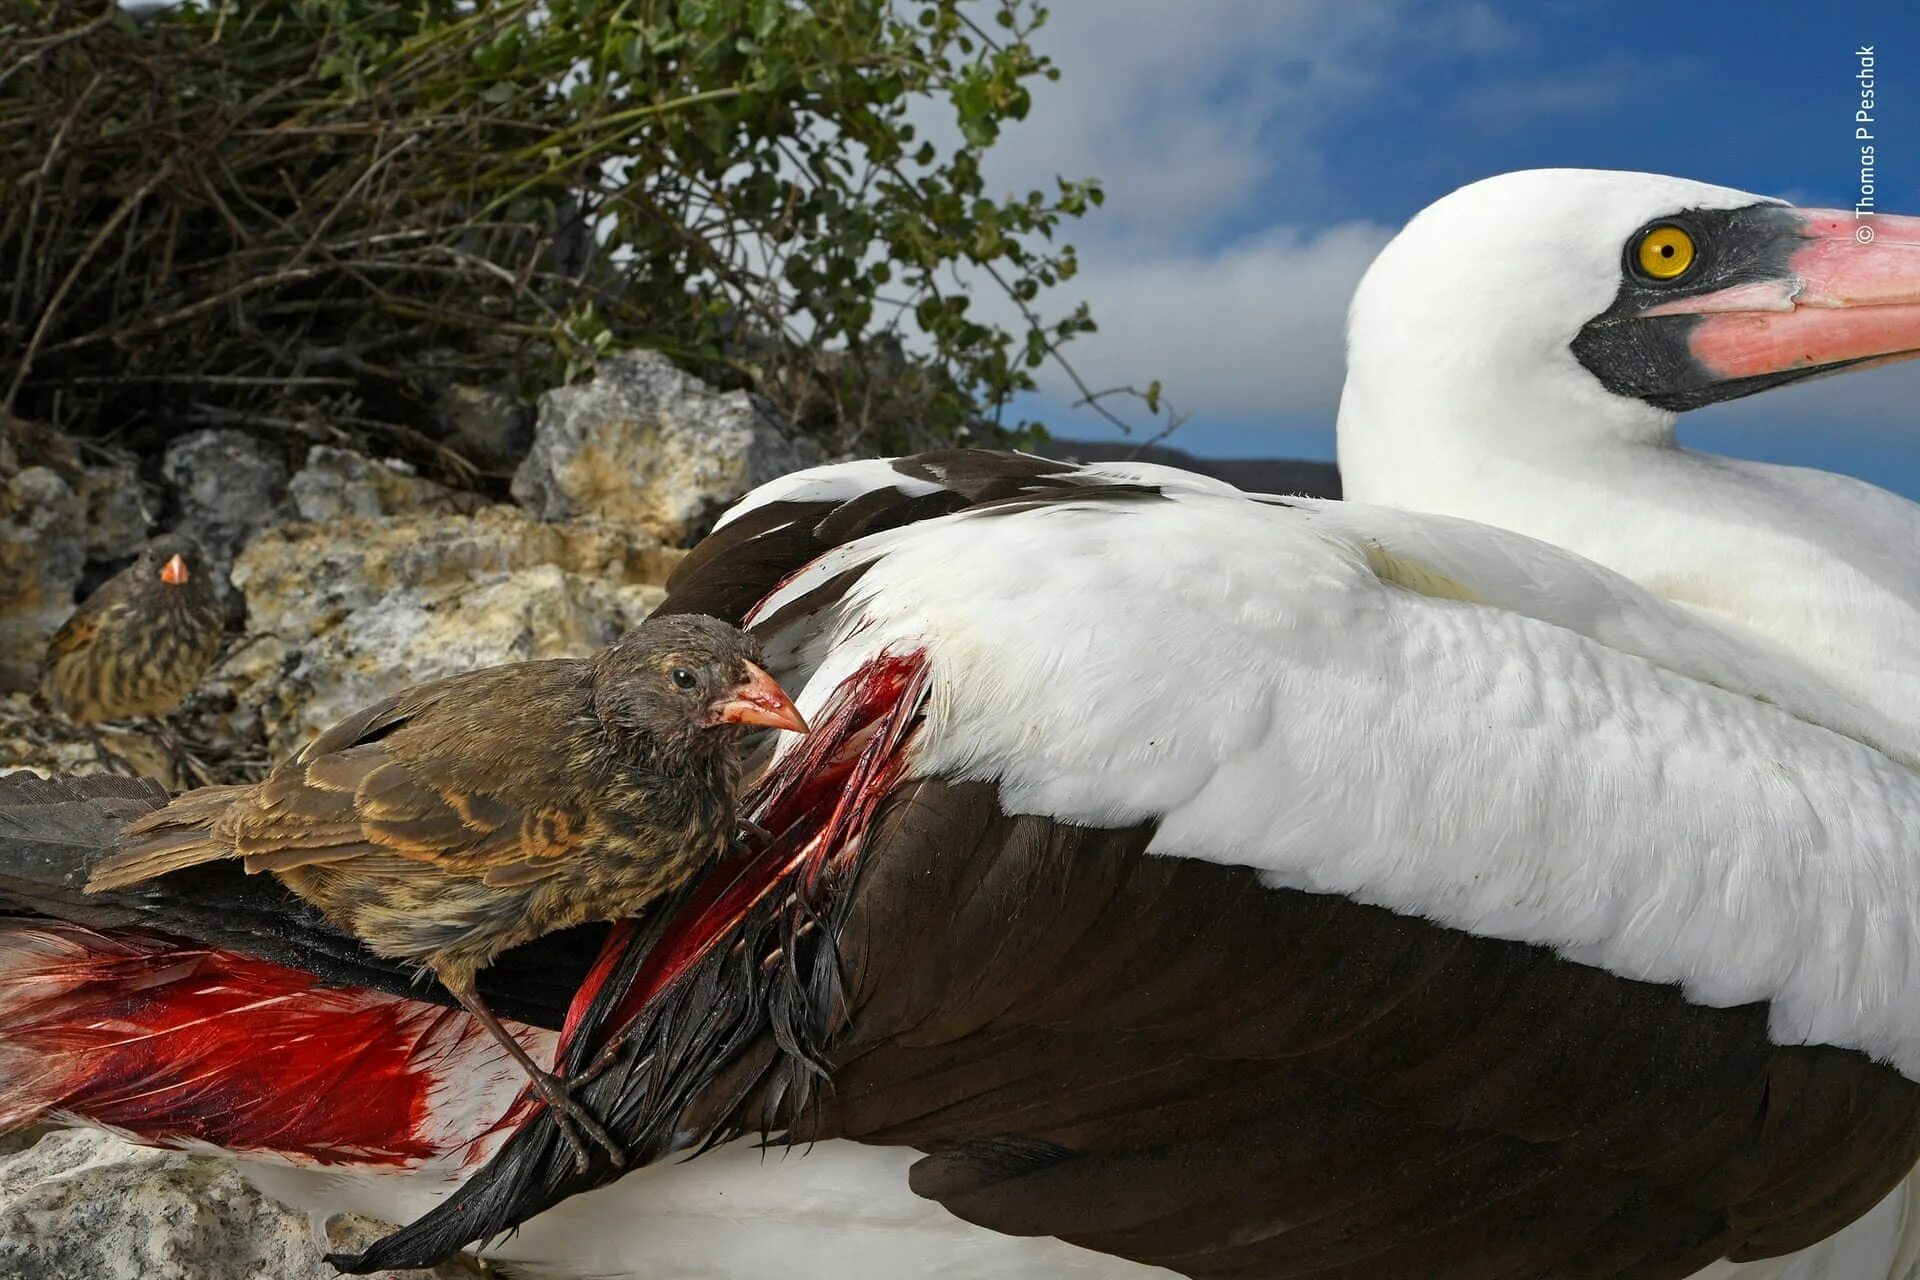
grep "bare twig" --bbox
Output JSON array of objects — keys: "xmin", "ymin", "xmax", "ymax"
[
  {"xmin": 39, "ymin": 266, "xmax": 324, "ymax": 357},
  {"xmin": 4, "ymin": 160, "xmax": 177, "ymax": 417},
  {"xmin": 0, "ymin": 5, "xmax": 114, "ymax": 93},
  {"xmin": 1075, "ymin": 386, "xmax": 1191, "ymax": 455}
]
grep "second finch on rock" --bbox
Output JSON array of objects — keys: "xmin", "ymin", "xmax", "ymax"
[{"xmin": 41, "ymin": 534, "xmax": 223, "ymax": 725}]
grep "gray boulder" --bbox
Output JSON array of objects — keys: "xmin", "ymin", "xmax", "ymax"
[
  {"xmin": 513, "ymin": 350, "xmax": 824, "ymax": 544},
  {"xmin": 76, "ymin": 460, "xmax": 153, "ymax": 561},
  {"xmin": 181, "ymin": 504, "xmax": 678, "ymax": 759},
  {"xmin": 288, "ymin": 446, "xmax": 483, "ymax": 523},
  {"xmin": 0, "ymin": 1129, "xmax": 478, "ymax": 1280},
  {"xmin": 0, "ymin": 449, "xmax": 154, "ymax": 694},
  {"xmin": 0, "ymin": 467, "xmax": 85, "ymax": 693},
  {"xmin": 161, "ymin": 429, "xmax": 291, "ymax": 591}
]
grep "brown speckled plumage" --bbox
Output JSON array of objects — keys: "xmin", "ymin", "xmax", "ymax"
[
  {"xmin": 85, "ymin": 612, "xmax": 806, "ymax": 1168},
  {"xmin": 41, "ymin": 534, "xmax": 223, "ymax": 723}
]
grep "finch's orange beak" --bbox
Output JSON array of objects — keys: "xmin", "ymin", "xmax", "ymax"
[
  {"xmin": 713, "ymin": 662, "xmax": 808, "ymax": 733},
  {"xmin": 158, "ymin": 554, "xmax": 190, "ymax": 587}
]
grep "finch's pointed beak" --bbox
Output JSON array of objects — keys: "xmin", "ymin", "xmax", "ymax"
[
  {"xmin": 158, "ymin": 554, "xmax": 190, "ymax": 587},
  {"xmin": 713, "ymin": 662, "xmax": 808, "ymax": 733}
]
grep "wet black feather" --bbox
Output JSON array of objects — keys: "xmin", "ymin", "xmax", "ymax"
[
  {"xmin": 0, "ymin": 770, "xmax": 598, "ymax": 1026},
  {"xmin": 333, "ymin": 855, "xmax": 855, "ymax": 1272}
]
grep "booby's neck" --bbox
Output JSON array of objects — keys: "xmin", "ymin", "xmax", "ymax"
[
  {"xmin": 1336, "ymin": 341, "xmax": 1705, "ymax": 585},
  {"xmin": 1338, "ymin": 343, "xmax": 1680, "ymax": 505},
  {"xmin": 1337, "ymin": 353, "xmax": 1920, "ymax": 721}
]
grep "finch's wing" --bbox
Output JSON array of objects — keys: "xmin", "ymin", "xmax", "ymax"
[{"xmin": 96, "ymin": 664, "xmax": 595, "ymax": 890}]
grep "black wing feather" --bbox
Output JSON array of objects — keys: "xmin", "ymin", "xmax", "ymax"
[{"xmin": 0, "ymin": 770, "xmax": 594, "ymax": 1026}]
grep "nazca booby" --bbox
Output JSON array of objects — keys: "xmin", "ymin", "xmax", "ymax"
[{"xmin": 8, "ymin": 447, "xmax": 1920, "ymax": 1279}]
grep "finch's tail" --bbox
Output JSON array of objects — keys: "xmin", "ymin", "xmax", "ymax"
[{"xmin": 83, "ymin": 783, "xmax": 246, "ymax": 891}]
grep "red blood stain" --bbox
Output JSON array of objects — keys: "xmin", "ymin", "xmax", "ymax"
[{"xmin": 0, "ymin": 925, "xmax": 450, "ymax": 1164}]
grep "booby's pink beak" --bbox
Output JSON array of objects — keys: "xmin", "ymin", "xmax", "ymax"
[
  {"xmin": 712, "ymin": 662, "xmax": 808, "ymax": 734},
  {"xmin": 1646, "ymin": 209, "xmax": 1920, "ymax": 381},
  {"xmin": 158, "ymin": 553, "xmax": 190, "ymax": 586}
]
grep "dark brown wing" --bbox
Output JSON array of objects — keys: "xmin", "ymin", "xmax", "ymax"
[
  {"xmin": 800, "ymin": 782, "xmax": 1920, "ymax": 1280},
  {"xmin": 44, "ymin": 598, "xmax": 104, "ymax": 660},
  {"xmin": 0, "ymin": 773, "xmax": 610, "ymax": 1027},
  {"xmin": 232, "ymin": 661, "xmax": 598, "ymax": 885},
  {"xmin": 41, "ymin": 572, "xmax": 146, "ymax": 677},
  {"xmin": 657, "ymin": 450, "xmax": 1173, "ymax": 625}
]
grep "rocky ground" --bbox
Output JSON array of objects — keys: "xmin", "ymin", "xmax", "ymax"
[
  {"xmin": 0, "ymin": 349, "xmax": 826, "ymax": 1278},
  {"xmin": 0, "ymin": 1130, "xmax": 487, "ymax": 1280},
  {"xmin": 1, "ymin": 349, "xmax": 821, "ymax": 787}
]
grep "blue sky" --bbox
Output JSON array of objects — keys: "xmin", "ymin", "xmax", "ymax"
[{"xmin": 979, "ymin": 1, "xmax": 1920, "ymax": 495}]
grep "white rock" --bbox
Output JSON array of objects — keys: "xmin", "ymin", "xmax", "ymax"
[
  {"xmin": 0, "ymin": 468, "xmax": 85, "ymax": 693},
  {"xmin": 76, "ymin": 461, "xmax": 153, "ymax": 561},
  {"xmin": 181, "ymin": 505, "xmax": 678, "ymax": 758},
  {"xmin": 276, "ymin": 565, "xmax": 666, "ymax": 743},
  {"xmin": 1, "ymin": 457, "xmax": 154, "ymax": 694},
  {"xmin": 288, "ymin": 447, "xmax": 481, "ymax": 523},
  {"xmin": 0, "ymin": 1130, "xmax": 478, "ymax": 1280},
  {"xmin": 514, "ymin": 350, "xmax": 825, "ymax": 543}
]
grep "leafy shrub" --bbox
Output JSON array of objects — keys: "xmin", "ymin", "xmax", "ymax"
[{"xmin": 0, "ymin": 0, "xmax": 1110, "ymax": 476}]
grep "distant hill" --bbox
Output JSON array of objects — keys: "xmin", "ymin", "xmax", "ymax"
[{"xmin": 1036, "ymin": 439, "xmax": 1341, "ymax": 499}]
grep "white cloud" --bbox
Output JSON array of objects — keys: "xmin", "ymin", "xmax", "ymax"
[
  {"xmin": 1449, "ymin": 55, "xmax": 1695, "ymax": 129},
  {"xmin": 970, "ymin": 221, "xmax": 1392, "ymax": 422},
  {"xmin": 971, "ymin": 2, "xmax": 1400, "ymax": 245},
  {"xmin": 898, "ymin": 2, "xmax": 1435, "ymax": 430},
  {"xmin": 897, "ymin": 1, "xmax": 1575, "ymax": 435},
  {"xmin": 914, "ymin": 1, "xmax": 1468, "ymax": 248}
]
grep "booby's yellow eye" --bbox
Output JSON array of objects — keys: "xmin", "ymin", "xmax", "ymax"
[{"xmin": 1636, "ymin": 224, "xmax": 1696, "ymax": 280}]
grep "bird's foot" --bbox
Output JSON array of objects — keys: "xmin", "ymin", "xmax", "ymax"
[
  {"xmin": 82, "ymin": 725, "xmax": 138, "ymax": 776},
  {"xmin": 571, "ymin": 1031, "xmax": 631, "ymax": 1090},
  {"xmin": 529, "ymin": 1067, "xmax": 626, "ymax": 1174},
  {"xmin": 150, "ymin": 719, "xmax": 213, "ymax": 788}
]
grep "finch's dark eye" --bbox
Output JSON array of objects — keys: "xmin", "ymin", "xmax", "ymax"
[{"xmin": 671, "ymin": 667, "xmax": 697, "ymax": 690}]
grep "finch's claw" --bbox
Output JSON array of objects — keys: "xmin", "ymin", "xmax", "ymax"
[
  {"xmin": 572, "ymin": 1032, "xmax": 630, "ymax": 1090},
  {"xmin": 530, "ymin": 1069, "xmax": 625, "ymax": 1174}
]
